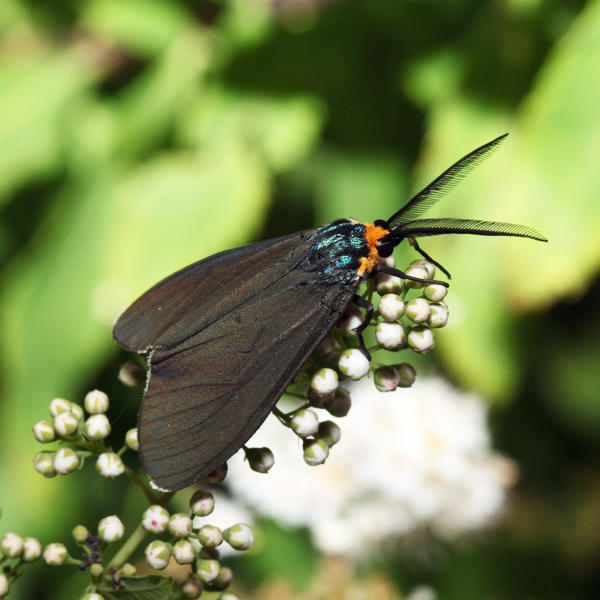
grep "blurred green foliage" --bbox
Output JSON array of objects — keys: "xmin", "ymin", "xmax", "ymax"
[{"xmin": 1, "ymin": 0, "xmax": 600, "ymax": 598}]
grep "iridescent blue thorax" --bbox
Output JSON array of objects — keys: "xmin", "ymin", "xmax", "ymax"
[{"xmin": 301, "ymin": 219, "xmax": 368, "ymax": 285}]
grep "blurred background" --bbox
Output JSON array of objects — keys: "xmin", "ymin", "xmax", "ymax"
[{"xmin": 1, "ymin": 0, "xmax": 600, "ymax": 597}]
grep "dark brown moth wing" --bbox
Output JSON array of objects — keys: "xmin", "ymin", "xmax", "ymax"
[{"xmin": 113, "ymin": 229, "xmax": 356, "ymax": 490}]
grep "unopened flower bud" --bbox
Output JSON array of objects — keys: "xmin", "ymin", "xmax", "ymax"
[
  {"xmin": 245, "ymin": 447, "xmax": 274, "ymax": 473},
  {"xmin": 1, "ymin": 533, "xmax": 23, "ymax": 558},
  {"xmin": 0, "ymin": 574, "xmax": 9, "ymax": 598},
  {"xmin": 290, "ymin": 409, "xmax": 319, "ymax": 438},
  {"xmin": 43, "ymin": 542, "xmax": 69, "ymax": 566},
  {"xmin": 374, "ymin": 366, "xmax": 401, "ymax": 392},
  {"xmin": 307, "ymin": 388, "xmax": 333, "ymax": 408},
  {"xmin": 96, "ymin": 452, "xmax": 124, "ymax": 478},
  {"xmin": 303, "ymin": 438, "xmax": 329, "ymax": 466},
  {"xmin": 72, "ymin": 525, "xmax": 89, "ymax": 543},
  {"xmin": 190, "ymin": 490, "xmax": 215, "ymax": 517},
  {"xmin": 49, "ymin": 397, "xmax": 71, "ymax": 416},
  {"xmin": 211, "ymin": 566, "xmax": 233, "ymax": 590},
  {"xmin": 375, "ymin": 273, "xmax": 404, "ymax": 295},
  {"xmin": 404, "ymin": 265, "xmax": 429, "ymax": 289},
  {"xmin": 317, "ymin": 420, "xmax": 341, "ymax": 446},
  {"xmin": 98, "ymin": 515, "xmax": 124, "ymax": 543},
  {"xmin": 144, "ymin": 540, "xmax": 171, "ymax": 570},
  {"xmin": 80, "ymin": 593, "xmax": 103, "ymax": 600},
  {"xmin": 338, "ymin": 348, "xmax": 370, "ymax": 380},
  {"xmin": 173, "ymin": 539, "xmax": 195, "ymax": 564},
  {"xmin": 54, "ymin": 448, "xmax": 80, "ymax": 474},
  {"xmin": 204, "ymin": 463, "xmax": 227, "ymax": 483},
  {"xmin": 197, "ymin": 558, "xmax": 220, "ymax": 583},
  {"xmin": 84, "ymin": 390, "xmax": 109, "ymax": 414},
  {"xmin": 33, "ymin": 452, "xmax": 56, "ymax": 477},
  {"xmin": 197, "ymin": 525, "xmax": 223, "ymax": 548},
  {"xmin": 218, "ymin": 593, "xmax": 239, "ymax": 600},
  {"xmin": 142, "ymin": 505, "xmax": 170, "ymax": 533},
  {"xmin": 327, "ymin": 388, "xmax": 351, "ymax": 417},
  {"xmin": 122, "ymin": 563, "xmax": 136, "ymax": 576},
  {"xmin": 407, "ymin": 325, "xmax": 435, "ymax": 353},
  {"xmin": 310, "ymin": 368, "xmax": 338, "ymax": 395},
  {"xmin": 118, "ymin": 361, "xmax": 146, "ymax": 387},
  {"xmin": 375, "ymin": 322, "xmax": 407, "ymax": 350},
  {"xmin": 378, "ymin": 254, "xmax": 395, "ymax": 268},
  {"xmin": 377, "ymin": 293, "xmax": 405, "ymax": 321},
  {"xmin": 70, "ymin": 403, "xmax": 84, "ymax": 421},
  {"xmin": 337, "ymin": 305, "xmax": 364, "ymax": 334},
  {"xmin": 53, "ymin": 411, "xmax": 80, "ymax": 437},
  {"xmin": 125, "ymin": 428, "xmax": 139, "ymax": 450},
  {"xmin": 223, "ymin": 523, "xmax": 254, "ymax": 551},
  {"xmin": 85, "ymin": 414, "xmax": 111, "ymax": 440},
  {"xmin": 395, "ymin": 362, "xmax": 416, "ymax": 387},
  {"xmin": 182, "ymin": 577, "xmax": 204, "ymax": 598},
  {"xmin": 424, "ymin": 283, "xmax": 447, "ymax": 302},
  {"xmin": 405, "ymin": 297, "xmax": 431, "ymax": 323},
  {"xmin": 168, "ymin": 514, "xmax": 192, "ymax": 538},
  {"xmin": 428, "ymin": 302, "xmax": 449, "ymax": 328},
  {"xmin": 23, "ymin": 537, "xmax": 42, "ymax": 562},
  {"xmin": 33, "ymin": 420, "xmax": 55, "ymax": 443},
  {"xmin": 410, "ymin": 259, "xmax": 435, "ymax": 278},
  {"xmin": 90, "ymin": 564, "xmax": 103, "ymax": 577}
]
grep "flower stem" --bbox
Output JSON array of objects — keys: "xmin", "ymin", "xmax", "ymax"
[{"xmin": 107, "ymin": 523, "xmax": 146, "ymax": 569}]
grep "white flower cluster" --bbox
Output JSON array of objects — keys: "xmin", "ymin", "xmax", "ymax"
[{"xmin": 227, "ymin": 377, "xmax": 516, "ymax": 555}]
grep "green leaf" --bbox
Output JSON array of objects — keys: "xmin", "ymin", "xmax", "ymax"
[{"xmin": 97, "ymin": 575, "xmax": 172, "ymax": 600}]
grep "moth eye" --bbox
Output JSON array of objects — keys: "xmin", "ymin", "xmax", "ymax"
[{"xmin": 377, "ymin": 240, "xmax": 394, "ymax": 258}]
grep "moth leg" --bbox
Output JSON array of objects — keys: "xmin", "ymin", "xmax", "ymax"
[
  {"xmin": 378, "ymin": 265, "xmax": 449, "ymax": 288},
  {"xmin": 352, "ymin": 294, "xmax": 373, "ymax": 361},
  {"xmin": 409, "ymin": 238, "xmax": 452, "ymax": 279}
]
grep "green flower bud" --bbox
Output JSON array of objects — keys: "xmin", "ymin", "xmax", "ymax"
[
  {"xmin": 53, "ymin": 448, "xmax": 80, "ymax": 475},
  {"xmin": 245, "ymin": 446, "xmax": 274, "ymax": 473},
  {"xmin": 394, "ymin": 362, "xmax": 416, "ymax": 387},
  {"xmin": 407, "ymin": 325, "xmax": 435, "ymax": 353},
  {"xmin": 142, "ymin": 505, "xmax": 170, "ymax": 533},
  {"xmin": 53, "ymin": 411, "xmax": 80, "ymax": 437},
  {"xmin": 310, "ymin": 367, "xmax": 339, "ymax": 395},
  {"xmin": 173, "ymin": 539, "xmax": 196, "ymax": 564},
  {"xmin": 210, "ymin": 566, "xmax": 233, "ymax": 591},
  {"xmin": 375, "ymin": 322, "xmax": 407, "ymax": 350},
  {"xmin": 89, "ymin": 564, "xmax": 104, "ymax": 577},
  {"xmin": 32, "ymin": 420, "xmax": 55, "ymax": 443},
  {"xmin": 404, "ymin": 265, "xmax": 428, "ymax": 289},
  {"xmin": 338, "ymin": 348, "xmax": 370, "ymax": 380},
  {"xmin": 405, "ymin": 297, "xmax": 431, "ymax": 323},
  {"xmin": 181, "ymin": 577, "xmax": 204, "ymax": 598},
  {"xmin": 70, "ymin": 403, "xmax": 84, "ymax": 421},
  {"xmin": 377, "ymin": 293, "xmax": 405, "ymax": 321},
  {"xmin": 84, "ymin": 390, "xmax": 109, "ymax": 414},
  {"xmin": 190, "ymin": 490, "xmax": 215, "ymax": 517},
  {"xmin": 80, "ymin": 592, "xmax": 103, "ymax": 600},
  {"xmin": 197, "ymin": 558, "xmax": 220, "ymax": 583},
  {"xmin": 223, "ymin": 523, "xmax": 254, "ymax": 551},
  {"xmin": 0, "ymin": 574, "xmax": 9, "ymax": 598},
  {"xmin": 290, "ymin": 408, "xmax": 319, "ymax": 438},
  {"xmin": 424, "ymin": 283, "xmax": 447, "ymax": 302},
  {"xmin": 1, "ymin": 533, "xmax": 23, "ymax": 558},
  {"xmin": 375, "ymin": 272, "xmax": 404, "ymax": 295},
  {"xmin": 43, "ymin": 542, "xmax": 69, "ymax": 566},
  {"xmin": 168, "ymin": 513, "xmax": 193, "ymax": 538},
  {"xmin": 410, "ymin": 259, "xmax": 435, "ymax": 279},
  {"xmin": 96, "ymin": 452, "xmax": 124, "ymax": 479},
  {"xmin": 98, "ymin": 515, "xmax": 124, "ymax": 543},
  {"xmin": 121, "ymin": 563, "xmax": 136, "ymax": 576},
  {"xmin": 307, "ymin": 387, "xmax": 333, "ymax": 408},
  {"xmin": 337, "ymin": 305, "xmax": 364, "ymax": 334},
  {"xmin": 373, "ymin": 366, "xmax": 400, "ymax": 392},
  {"xmin": 218, "ymin": 593, "xmax": 239, "ymax": 600},
  {"xmin": 49, "ymin": 397, "xmax": 71, "ymax": 417},
  {"xmin": 144, "ymin": 540, "xmax": 171, "ymax": 570},
  {"xmin": 197, "ymin": 525, "xmax": 223, "ymax": 548},
  {"xmin": 23, "ymin": 537, "xmax": 42, "ymax": 562},
  {"xmin": 125, "ymin": 428, "xmax": 139, "ymax": 451},
  {"xmin": 303, "ymin": 438, "xmax": 329, "ymax": 466},
  {"xmin": 85, "ymin": 414, "xmax": 111, "ymax": 440},
  {"xmin": 33, "ymin": 452, "xmax": 56, "ymax": 477},
  {"xmin": 317, "ymin": 420, "xmax": 341, "ymax": 447},
  {"xmin": 327, "ymin": 388, "xmax": 351, "ymax": 417},
  {"xmin": 72, "ymin": 525, "xmax": 89, "ymax": 543},
  {"xmin": 118, "ymin": 361, "xmax": 146, "ymax": 387},
  {"xmin": 428, "ymin": 302, "xmax": 449, "ymax": 328}
]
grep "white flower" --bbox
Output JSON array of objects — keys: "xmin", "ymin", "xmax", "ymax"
[
  {"xmin": 168, "ymin": 513, "xmax": 192, "ymax": 538},
  {"xmin": 142, "ymin": 505, "xmax": 170, "ymax": 533},
  {"xmin": 144, "ymin": 540, "xmax": 171, "ymax": 570},
  {"xmin": 1, "ymin": 533, "xmax": 23, "ymax": 558},
  {"xmin": 226, "ymin": 377, "xmax": 515, "ymax": 556},
  {"xmin": 85, "ymin": 414, "xmax": 111, "ymax": 439},
  {"xmin": 23, "ymin": 537, "xmax": 42, "ymax": 562},
  {"xmin": 98, "ymin": 515, "xmax": 125, "ymax": 543},
  {"xmin": 43, "ymin": 542, "xmax": 68, "ymax": 566},
  {"xmin": 84, "ymin": 390, "xmax": 109, "ymax": 414},
  {"xmin": 32, "ymin": 420, "xmax": 55, "ymax": 443},
  {"xmin": 53, "ymin": 448, "xmax": 80, "ymax": 474},
  {"xmin": 96, "ymin": 452, "xmax": 124, "ymax": 478},
  {"xmin": 0, "ymin": 574, "xmax": 9, "ymax": 598},
  {"xmin": 173, "ymin": 539, "xmax": 195, "ymax": 564}
]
